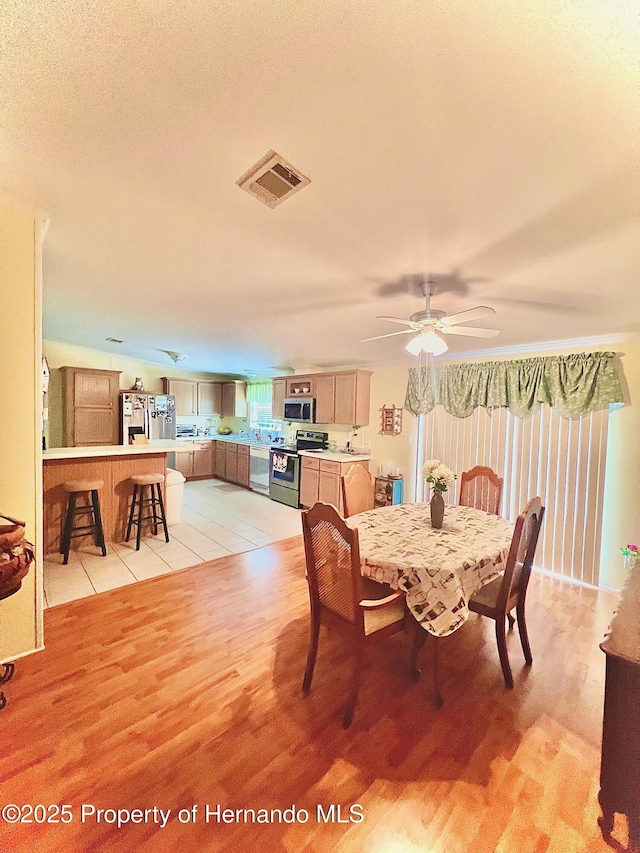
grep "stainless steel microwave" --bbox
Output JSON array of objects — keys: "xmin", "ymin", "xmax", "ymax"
[{"xmin": 283, "ymin": 397, "xmax": 316, "ymax": 423}]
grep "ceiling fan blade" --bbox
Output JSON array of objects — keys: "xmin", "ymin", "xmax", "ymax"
[
  {"xmin": 440, "ymin": 306, "xmax": 496, "ymax": 326},
  {"xmin": 439, "ymin": 325, "xmax": 499, "ymax": 338},
  {"xmin": 375, "ymin": 315, "xmax": 415, "ymax": 326},
  {"xmin": 360, "ymin": 329, "xmax": 415, "ymax": 342}
]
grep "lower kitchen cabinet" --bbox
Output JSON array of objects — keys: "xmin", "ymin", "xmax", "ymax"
[
  {"xmin": 236, "ymin": 445, "xmax": 250, "ymax": 488},
  {"xmin": 172, "ymin": 442, "xmax": 214, "ymax": 480},
  {"xmin": 173, "ymin": 449, "xmax": 194, "ymax": 479},
  {"xmin": 300, "ymin": 456, "xmax": 369, "ymax": 515},
  {"xmin": 225, "ymin": 443, "xmax": 238, "ymax": 482},
  {"xmin": 214, "ymin": 440, "xmax": 226, "ymax": 478},
  {"xmin": 192, "ymin": 443, "xmax": 214, "ymax": 478}
]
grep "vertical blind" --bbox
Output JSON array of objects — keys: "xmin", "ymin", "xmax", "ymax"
[{"xmin": 418, "ymin": 405, "xmax": 609, "ymax": 586}]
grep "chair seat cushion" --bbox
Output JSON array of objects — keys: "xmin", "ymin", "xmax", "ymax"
[
  {"xmin": 131, "ymin": 473, "xmax": 165, "ymax": 486},
  {"xmin": 363, "ymin": 594, "xmax": 405, "ymax": 635},
  {"xmin": 469, "ymin": 575, "xmax": 502, "ymax": 615},
  {"xmin": 63, "ymin": 479, "xmax": 104, "ymax": 492}
]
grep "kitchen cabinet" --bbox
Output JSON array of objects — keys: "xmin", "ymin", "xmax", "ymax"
[
  {"xmin": 272, "ymin": 379, "xmax": 286, "ymax": 420},
  {"xmin": 225, "ymin": 442, "xmax": 238, "ymax": 482},
  {"xmin": 172, "ymin": 449, "xmax": 193, "ymax": 479},
  {"xmin": 172, "ymin": 441, "xmax": 214, "ymax": 480},
  {"xmin": 197, "ymin": 381, "xmax": 222, "ymax": 416},
  {"xmin": 314, "ymin": 374, "xmax": 336, "ymax": 424},
  {"xmin": 163, "ymin": 378, "xmax": 197, "ymax": 416},
  {"xmin": 236, "ymin": 445, "xmax": 250, "ymax": 488},
  {"xmin": 192, "ymin": 442, "xmax": 214, "ymax": 478},
  {"xmin": 300, "ymin": 457, "xmax": 320, "ymax": 508},
  {"xmin": 272, "ymin": 370, "xmax": 372, "ymax": 426},
  {"xmin": 221, "ymin": 381, "xmax": 247, "ymax": 418},
  {"xmin": 61, "ymin": 367, "xmax": 121, "ymax": 446},
  {"xmin": 299, "ymin": 456, "xmax": 369, "ymax": 514},
  {"xmin": 286, "ymin": 375, "xmax": 314, "ymax": 396},
  {"xmin": 214, "ymin": 440, "xmax": 226, "ymax": 478}
]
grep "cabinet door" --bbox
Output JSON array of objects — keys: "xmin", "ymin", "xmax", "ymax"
[
  {"xmin": 333, "ymin": 373, "xmax": 357, "ymax": 425},
  {"xmin": 225, "ymin": 445, "xmax": 238, "ymax": 481},
  {"xmin": 318, "ymin": 471, "xmax": 341, "ymax": 510},
  {"xmin": 272, "ymin": 379, "xmax": 286, "ymax": 420},
  {"xmin": 74, "ymin": 371, "xmax": 118, "ymax": 408},
  {"xmin": 314, "ymin": 374, "xmax": 335, "ymax": 424},
  {"xmin": 173, "ymin": 451, "xmax": 194, "ymax": 478},
  {"xmin": 214, "ymin": 442, "xmax": 226, "ymax": 478},
  {"xmin": 197, "ymin": 382, "xmax": 222, "ymax": 416},
  {"xmin": 74, "ymin": 409, "xmax": 118, "ymax": 446},
  {"xmin": 236, "ymin": 451, "xmax": 250, "ymax": 488},
  {"xmin": 166, "ymin": 380, "xmax": 197, "ymax": 416},
  {"xmin": 221, "ymin": 382, "xmax": 247, "ymax": 418},
  {"xmin": 299, "ymin": 466, "xmax": 319, "ymax": 508},
  {"xmin": 192, "ymin": 444, "xmax": 213, "ymax": 477}
]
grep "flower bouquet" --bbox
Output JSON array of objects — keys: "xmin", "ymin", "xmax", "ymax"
[
  {"xmin": 421, "ymin": 460, "xmax": 456, "ymax": 529},
  {"xmin": 620, "ymin": 543, "xmax": 638, "ymax": 568}
]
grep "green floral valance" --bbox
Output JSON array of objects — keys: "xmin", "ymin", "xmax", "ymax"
[{"xmin": 405, "ymin": 352, "xmax": 623, "ymax": 419}]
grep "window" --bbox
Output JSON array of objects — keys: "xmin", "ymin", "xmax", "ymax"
[{"xmin": 247, "ymin": 381, "xmax": 281, "ymax": 435}]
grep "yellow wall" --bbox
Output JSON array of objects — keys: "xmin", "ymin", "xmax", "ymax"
[
  {"xmin": 43, "ymin": 340, "xmax": 243, "ymax": 447},
  {"xmin": 0, "ymin": 205, "xmax": 47, "ymax": 663}
]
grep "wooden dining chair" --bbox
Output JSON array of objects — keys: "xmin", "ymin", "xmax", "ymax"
[
  {"xmin": 301, "ymin": 501, "xmax": 412, "ymax": 728},
  {"xmin": 459, "ymin": 465, "xmax": 503, "ymax": 515},
  {"xmin": 341, "ymin": 463, "xmax": 375, "ymax": 518},
  {"xmin": 468, "ymin": 496, "xmax": 545, "ymax": 688}
]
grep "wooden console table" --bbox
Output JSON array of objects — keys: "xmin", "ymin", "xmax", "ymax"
[{"xmin": 599, "ymin": 561, "xmax": 640, "ymax": 849}]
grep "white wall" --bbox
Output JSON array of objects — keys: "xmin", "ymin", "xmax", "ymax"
[{"xmin": 0, "ymin": 204, "xmax": 48, "ymax": 663}]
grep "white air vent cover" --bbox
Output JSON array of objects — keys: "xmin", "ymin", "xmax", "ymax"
[{"xmin": 236, "ymin": 150, "xmax": 310, "ymax": 208}]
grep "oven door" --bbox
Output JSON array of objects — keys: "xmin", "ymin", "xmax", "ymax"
[{"xmin": 269, "ymin": 449, "xmax": 300, "ymax": 507}]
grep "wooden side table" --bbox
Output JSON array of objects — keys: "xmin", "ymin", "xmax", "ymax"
[{"xmin": 599, "ymin": 561, "xmax": 640, "ymax": 849}]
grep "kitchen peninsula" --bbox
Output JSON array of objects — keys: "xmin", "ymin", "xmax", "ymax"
[{"xmin": 42, "ymin": 441, "xmax": 184, "ymax": 555}]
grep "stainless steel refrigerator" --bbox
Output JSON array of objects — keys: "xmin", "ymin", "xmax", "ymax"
[{"xmin": 120, "ymin": 392, "xmax": 176, "ymax": 443}]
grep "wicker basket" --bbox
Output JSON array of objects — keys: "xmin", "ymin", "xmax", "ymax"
[{"xmin": 0, "ymin": 515, "xmax": 34, "ymax": 600}]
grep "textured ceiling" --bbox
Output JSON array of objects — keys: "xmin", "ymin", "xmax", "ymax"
[{"xmin": 1, "ymin": 0, "xmax": 639, "ymax": 375}]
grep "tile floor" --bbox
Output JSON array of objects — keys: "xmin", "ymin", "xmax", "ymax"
[{"xmin": 43, "ymin": 478, "xmax": 302, "ymax": 608}]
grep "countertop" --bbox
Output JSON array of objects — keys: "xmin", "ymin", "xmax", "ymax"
[
  {"xmin": 43, "ymin": 440, "xmax": 186, "ymax": 460},
  {"xmin": 298, "ymin": 449, "xmax": 371, "ymax": 462}
]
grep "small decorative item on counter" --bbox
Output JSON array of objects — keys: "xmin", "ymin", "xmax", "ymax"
[
  {"xmin": 0, "ymin": 514, "xmax": 35, "ymax": 600},
  {"xmin": 620, "ymin": 543, "xmax": 639, "ymax": 568},
  {"xmin": 422, "ymin": 459, "xmax": 456, "ymax": 529},
  {"xmin": 131, "ymin": 377, "xmax": 144, "ymax": 391}
]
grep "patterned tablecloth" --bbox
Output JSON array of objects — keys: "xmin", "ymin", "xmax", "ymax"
[{"xmin": 346, "ymin": 503, "xmax": 514, "ymax": 637}]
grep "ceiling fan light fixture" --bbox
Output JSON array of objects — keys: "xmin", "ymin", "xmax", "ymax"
[{"xmin": 405, "ymin": 330, "xmax": 449, "ymax": 356}]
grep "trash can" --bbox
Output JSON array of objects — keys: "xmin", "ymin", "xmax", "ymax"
[{"xmin": 164, "ymin": 467, "xmax": 186, "ymax": 526}]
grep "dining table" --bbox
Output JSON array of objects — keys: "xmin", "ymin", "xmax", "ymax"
[{"xmin": 345, "ymin": 502, "xmax": 515, "ymax": 637}]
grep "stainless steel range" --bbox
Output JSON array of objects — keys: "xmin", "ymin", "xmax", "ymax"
[{"xmin": 269, "ymin": 430, "xmax": 328, "ymax": 508}]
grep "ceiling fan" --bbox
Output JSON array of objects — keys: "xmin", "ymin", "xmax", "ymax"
[{"xmin": 361, "ymin": 284, "xmax": 499, "ymax": 355}]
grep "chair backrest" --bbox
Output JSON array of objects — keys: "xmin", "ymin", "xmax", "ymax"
[
  {"xmin": 497, "ymin": 496, "xmax": 545, "ymax": 614},
  {"xmin": 459, "ymin": 465, "xmax": 504, "ymax": 515},
  {"xmin": 301, "ymin": 502, "xmax": 364, "ymax": 628},
  {"xmin": 341, "ymin": 464, "xmax": 375, "ymax": 518}
]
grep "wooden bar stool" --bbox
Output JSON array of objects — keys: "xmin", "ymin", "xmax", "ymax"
[
  {"xmin": 126, "ymin": 474, "xmax": 170, "ymax": 551},
  {"xmin": 61, "ymin": 479, "xmax": 107, "ymax": 565}
]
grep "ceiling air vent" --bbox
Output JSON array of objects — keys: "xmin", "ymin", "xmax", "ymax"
[{"xmin": 236, "ymin": 150, "xmax": 310, "ymax": 208}]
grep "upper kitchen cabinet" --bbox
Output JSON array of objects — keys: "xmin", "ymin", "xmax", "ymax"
[
  {"xmin": 163, "ymin": 378, "xmax": 197, "ymax": 416},
  {"xmin": 271, "ymin": 378, "xmax": 286, "ymax": 420},
  {"xmin": 163, "ymin": 377, "xmax": 224, "ymax": 416},
  {"xmin": 196, "ymin": 381, "xmax": 222, "ymax": 416},
  {"xmin": 61, "ymin": 366, "xmax": 121, "ymax": 446},
  {"xmin": 306, "ymin": 370, "xmax": 372, "ymax": 425},
  {"xmin": 221, "ymin": 381, "xmax": 247, "ymax": 418}
]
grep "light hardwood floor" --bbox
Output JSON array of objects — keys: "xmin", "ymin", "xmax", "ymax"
[{"xmin": 2, "ymin": 539, "xmax": 628, "ymax": 853}]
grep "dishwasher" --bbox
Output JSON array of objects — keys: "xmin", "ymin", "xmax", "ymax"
[{"xmin": 249, "ymin": 445, "xmax": 271, "ymax": 495}]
